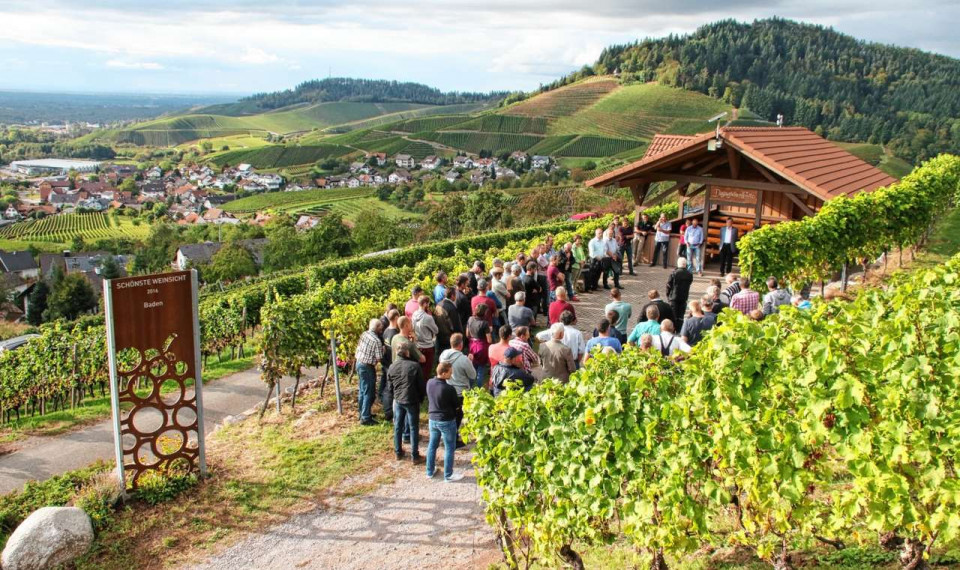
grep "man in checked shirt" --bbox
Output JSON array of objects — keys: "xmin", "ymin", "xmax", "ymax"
[
  {"xmin": 355, "ymin": 319, "xmax": 386, "ymax": 426},
  {"xmin": 730, "ymin": 276, "xmax": 761, "ymax": 315}
]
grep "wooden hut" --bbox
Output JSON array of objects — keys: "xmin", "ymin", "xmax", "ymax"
[{"xmin": 585, "ymin": 126, "xmax": 897, "ymax": 265}]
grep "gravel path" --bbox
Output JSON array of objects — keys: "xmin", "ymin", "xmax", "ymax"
[
  {"xmin": 0, "ymin": 367, "xmax": 270, "ymax": 494},
  {"xmin": 189, "ymin": 448, "xmax": 497, "ymax": 570}
]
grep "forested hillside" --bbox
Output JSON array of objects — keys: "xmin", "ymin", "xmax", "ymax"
[
  {"xmin": 552, "ymin": 18, "xmax": 960, "ymax": 162},
  {"xmin": 220, "ymin": 77, "xmax": 506, "ymax": 113}
]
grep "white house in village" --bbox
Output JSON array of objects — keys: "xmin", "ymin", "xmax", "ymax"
[
  {"xmin": 453, "ymin": 156, "xmax": 474, "ymax": 169},
  {"xmin": 445, "ymin": 170, "xmax": 460, "ymax": 183},
  {"xmin": 394, "ymin": 154, "xmax": 416, "ymax": 169},
  {"xmin": 389, "ymin": 170, "xmax": 412, "ymax": 184},
  {"xmin": 421, "ymin": 156, "xmax": 441, "ymax": 170},
  {"xmin": 532, "ymin": 155, "xmax": 551, "ymax": 169}
]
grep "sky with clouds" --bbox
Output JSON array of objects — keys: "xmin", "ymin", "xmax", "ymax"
[{"xmin": 0, "ymin": 0, "xmax": 957, "ymax": 96}]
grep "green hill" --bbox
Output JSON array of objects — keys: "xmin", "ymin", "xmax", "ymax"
[
  {"xmin": 580, "ymin": 18, "xmax": 960, "ymax": 163},
  {"xmin": 197, "ymin": 76, "xmax": 735, "ymax": 170},
  {"xmin": 95, "ymin": 102, "xmax": 436, "ymax": 146},
  {"xmin": 303, "ymin": 77, "xmax": 732, "ymax": 161}
]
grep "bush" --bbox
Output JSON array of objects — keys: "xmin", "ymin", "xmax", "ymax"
[
  {"xmin": 72, "ymin": 472, "xmax": 122, "ymax": 530},
  {"xmin": 465, "ymin": 251, "xmax": 960, "ymax": 569},
  {"xmin": 0, "ymin": 462, "xmax": 109, "ymax": 547},
  {"xmin": 738, "ymin": 154, "xmax": 960, "ymax": 284}
]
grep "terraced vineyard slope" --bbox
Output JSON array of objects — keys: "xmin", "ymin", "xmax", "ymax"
[
  {"xmin": 308, "ymin": 77, "xmax": 735, "ymax": 163},
  {"xmin": 220, "ymin": 187, "xmax": 376, "ymax": 214},
  {"xmin": 0, "ymin": 213, "xmax": 151, "ymax": 246}
]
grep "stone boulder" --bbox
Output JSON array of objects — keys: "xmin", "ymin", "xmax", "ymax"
[{"xmin": 1, "ymin": 506, "xmax": 94, "ymax": 570}]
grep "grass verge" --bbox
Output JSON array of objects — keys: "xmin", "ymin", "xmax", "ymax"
[
  {"xmin": 914, "ymin": 207, "xmax": 960, "ymax": 269},
  {"xmin": 1, "ymin": 384, "xmax": 392, "ymax": 569}
]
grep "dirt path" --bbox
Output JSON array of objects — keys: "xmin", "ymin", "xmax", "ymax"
[
  {"xmin": 189, "ymin": 449, "xmax": 498, "ymax": 570},
  {"xmin": 0, "ymin": 367, "xmax": 271, "ymax": 494}
]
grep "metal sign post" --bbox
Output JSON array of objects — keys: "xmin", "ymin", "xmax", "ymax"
[
  {"xmin": 104, "ymin": 269, "xmax": 206, "ymax": 492},
  {"xmin": 331, "ymin": 336, "xmax": 343, "ymax": 414}
]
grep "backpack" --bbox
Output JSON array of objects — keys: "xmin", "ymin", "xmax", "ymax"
[{"xmin": 658, "ymin": 334, "xmax": 675, "ymax": 357}]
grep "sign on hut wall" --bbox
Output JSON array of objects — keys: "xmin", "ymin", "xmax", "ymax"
[
  {"xmin": 710, "ymin": 186, "xmax": 759, "ymax": 205},
  {"xmin": 103, "ymin": 270, "xmax": 206, "ymax": 490}
]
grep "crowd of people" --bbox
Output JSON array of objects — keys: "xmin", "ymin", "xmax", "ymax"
[{"xmin": 353, "ymin": 216, "xmax": 811, "ymax": 482}]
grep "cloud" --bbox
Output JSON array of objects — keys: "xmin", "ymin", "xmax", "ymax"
[
  {"xmin": 106, "ymin": 59, "xmax": 164, "ymax": 70},
  {"xmin": 237, "ymin": 48, "xmax": 280, "ymax": 65},
  {"xmin": 0, "ymin": 0, "xmax": 957, "ymax": 93}
]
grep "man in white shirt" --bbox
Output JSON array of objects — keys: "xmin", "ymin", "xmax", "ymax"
[
  {"xmin": 649, "ymin": 214, "xmax": 672, "ymax": 269},
  {"xmin": 535, "ymin": 310, "xmax": 585, "ymax": 367},
  {"xmin": 587, "ymin": 228, "xmax": 605, "ymax": 292},
  {"xmin": 684, "ymin": 218, "xmax": 705, "ymax": 276},
  {"xmin": 601, "ymin": 228, "xmax": 621, "ymax": 289},
  {"xmin": 719, "ymin": 217, "xmax": 739, "ymax": 277},
  {"xmin": 650, "ymin": 319, "xmax": 691, "ymax": 357}
]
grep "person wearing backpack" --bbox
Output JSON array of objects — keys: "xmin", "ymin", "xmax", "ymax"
[{"xmin": 650, "ymin": 319, "xmax": 691, "ymax": 357}]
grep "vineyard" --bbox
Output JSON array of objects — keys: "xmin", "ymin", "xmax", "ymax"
[
  {"xmin": 525, "ymin": 135, "xmax": 577, "ymax": 156},
  {"xmin": 347, "ymin": 135, "xmax": 438, "ymax": 158},
  {"xmin": 389, "ymin": 115, "xmax": 473, "ymax": 133},
  {"xmin": 206, "ymin": 143, "xmax": 354, "ymax": 169},
  {"xmin": 547, "ymin": 83, "xmax": 730, "ymax": 139},
  {"xmin": 286, "ymin": 78, "xmax": 741, "ymax": 163},
  {"xmin": 415, "ymin": 132, "xmax": 542, "ymax": 154},
  {"xmin": 464, "ymin": 251, "xmax": 960, "ymax": 569},
  {"xmin": 552, "ymin": 135, "xmax": 646, "ymax": 157},
  {"xmin": 296, "ymin": 197, "xmax": 422, "ymax": 222},
  {"xmin": 315, "ymin": 101, "xmax": 498, "ymax": 135},
  {"xmin": 98, "ymin": 102, "xmax": 446, "ymax": 146},
  {"xmin": 444, "ymin": 115, "xmax": 549, "ymax": 135},
  {"xmin": 220, "ymin": 187, "xmax": 374, "ymax": 214},
  {"xmin": 0, "ymin": 217, "xmax": 602, "ymax": 425},
  {"xmin": 502, "ymin": 77, "xmax": 619, "ymax": 118},
  {"xmin": 0, "ymin": 213, "xmax": 151, "ymax": 245}
]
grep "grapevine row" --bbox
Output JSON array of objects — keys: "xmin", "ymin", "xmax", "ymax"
[{"xmin": 463, "ymin": 250, "xmax": 960, "ymax": 570}]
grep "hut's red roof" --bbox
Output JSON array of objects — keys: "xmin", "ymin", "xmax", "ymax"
[{"xmin": 586, "ymin": 127, "xmax": 898, "ymax": 201}]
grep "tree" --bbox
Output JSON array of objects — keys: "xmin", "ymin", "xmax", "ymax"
[
  {"xmin": 424, "ymin": 195, "xmax": 466, "ymax": 239},
  {"xmin": 43, "ymin": 273, "xmax": 97, "ymax": 321},
  {"xmin": 99, "ymin": 255, "xmax": 122, "ymax": 280},
  {"xmin": 119, "ymin": 177, "xmax": 138, "ymax": 195},
  {"xmin": 204, "ymin": 243, "xmax": 257, "ymax": 283},
  {"xmin": 462, "ymin": 187, "xmax": 512, "ymax": 233},
  {"xmin": 262, "ymin": 225, "xmax": 302, "ymax": 272},
  {"xmin": 352, "ymin": 211, "xmax": 413, "ymax": 252},
  {"xmin": 301, "ymin": 214, "xmax": 354, "ymax": 261},
  {"xmin": 70, "ymin": 234, "xmax": 86, "ymax": 252},
  {"xmin": 26, "ymin": 280, "xmax": 49, "ymax": 326},
  {"xmin": 133, "ymin": 224, "xmax": 180, "ymax": 274}
]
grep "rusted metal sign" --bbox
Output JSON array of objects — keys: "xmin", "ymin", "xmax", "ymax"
[{"xmin": 104, "ymin": 270, "xmax": 206, "ymax": 490}]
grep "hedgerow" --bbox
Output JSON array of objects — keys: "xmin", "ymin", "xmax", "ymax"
[
  {"xmin": 738, "ymin": 154, "xmax": 960, "ymax": 285},
  {"xmin": 0, "ymin": 217, "xmax": 603, "ymax": 420},
  {"xmin": 464, "ymin": 251, "xmax": 960, "ymax": 569}
]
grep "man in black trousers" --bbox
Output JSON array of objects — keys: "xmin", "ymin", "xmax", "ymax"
[
  {"xmin": 666, "ymin": 257, "xmax": 694, "ymax": 328},
  {"xmin": 719, "ymin": 217, "xmax": 739, "ymax": 276}
]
